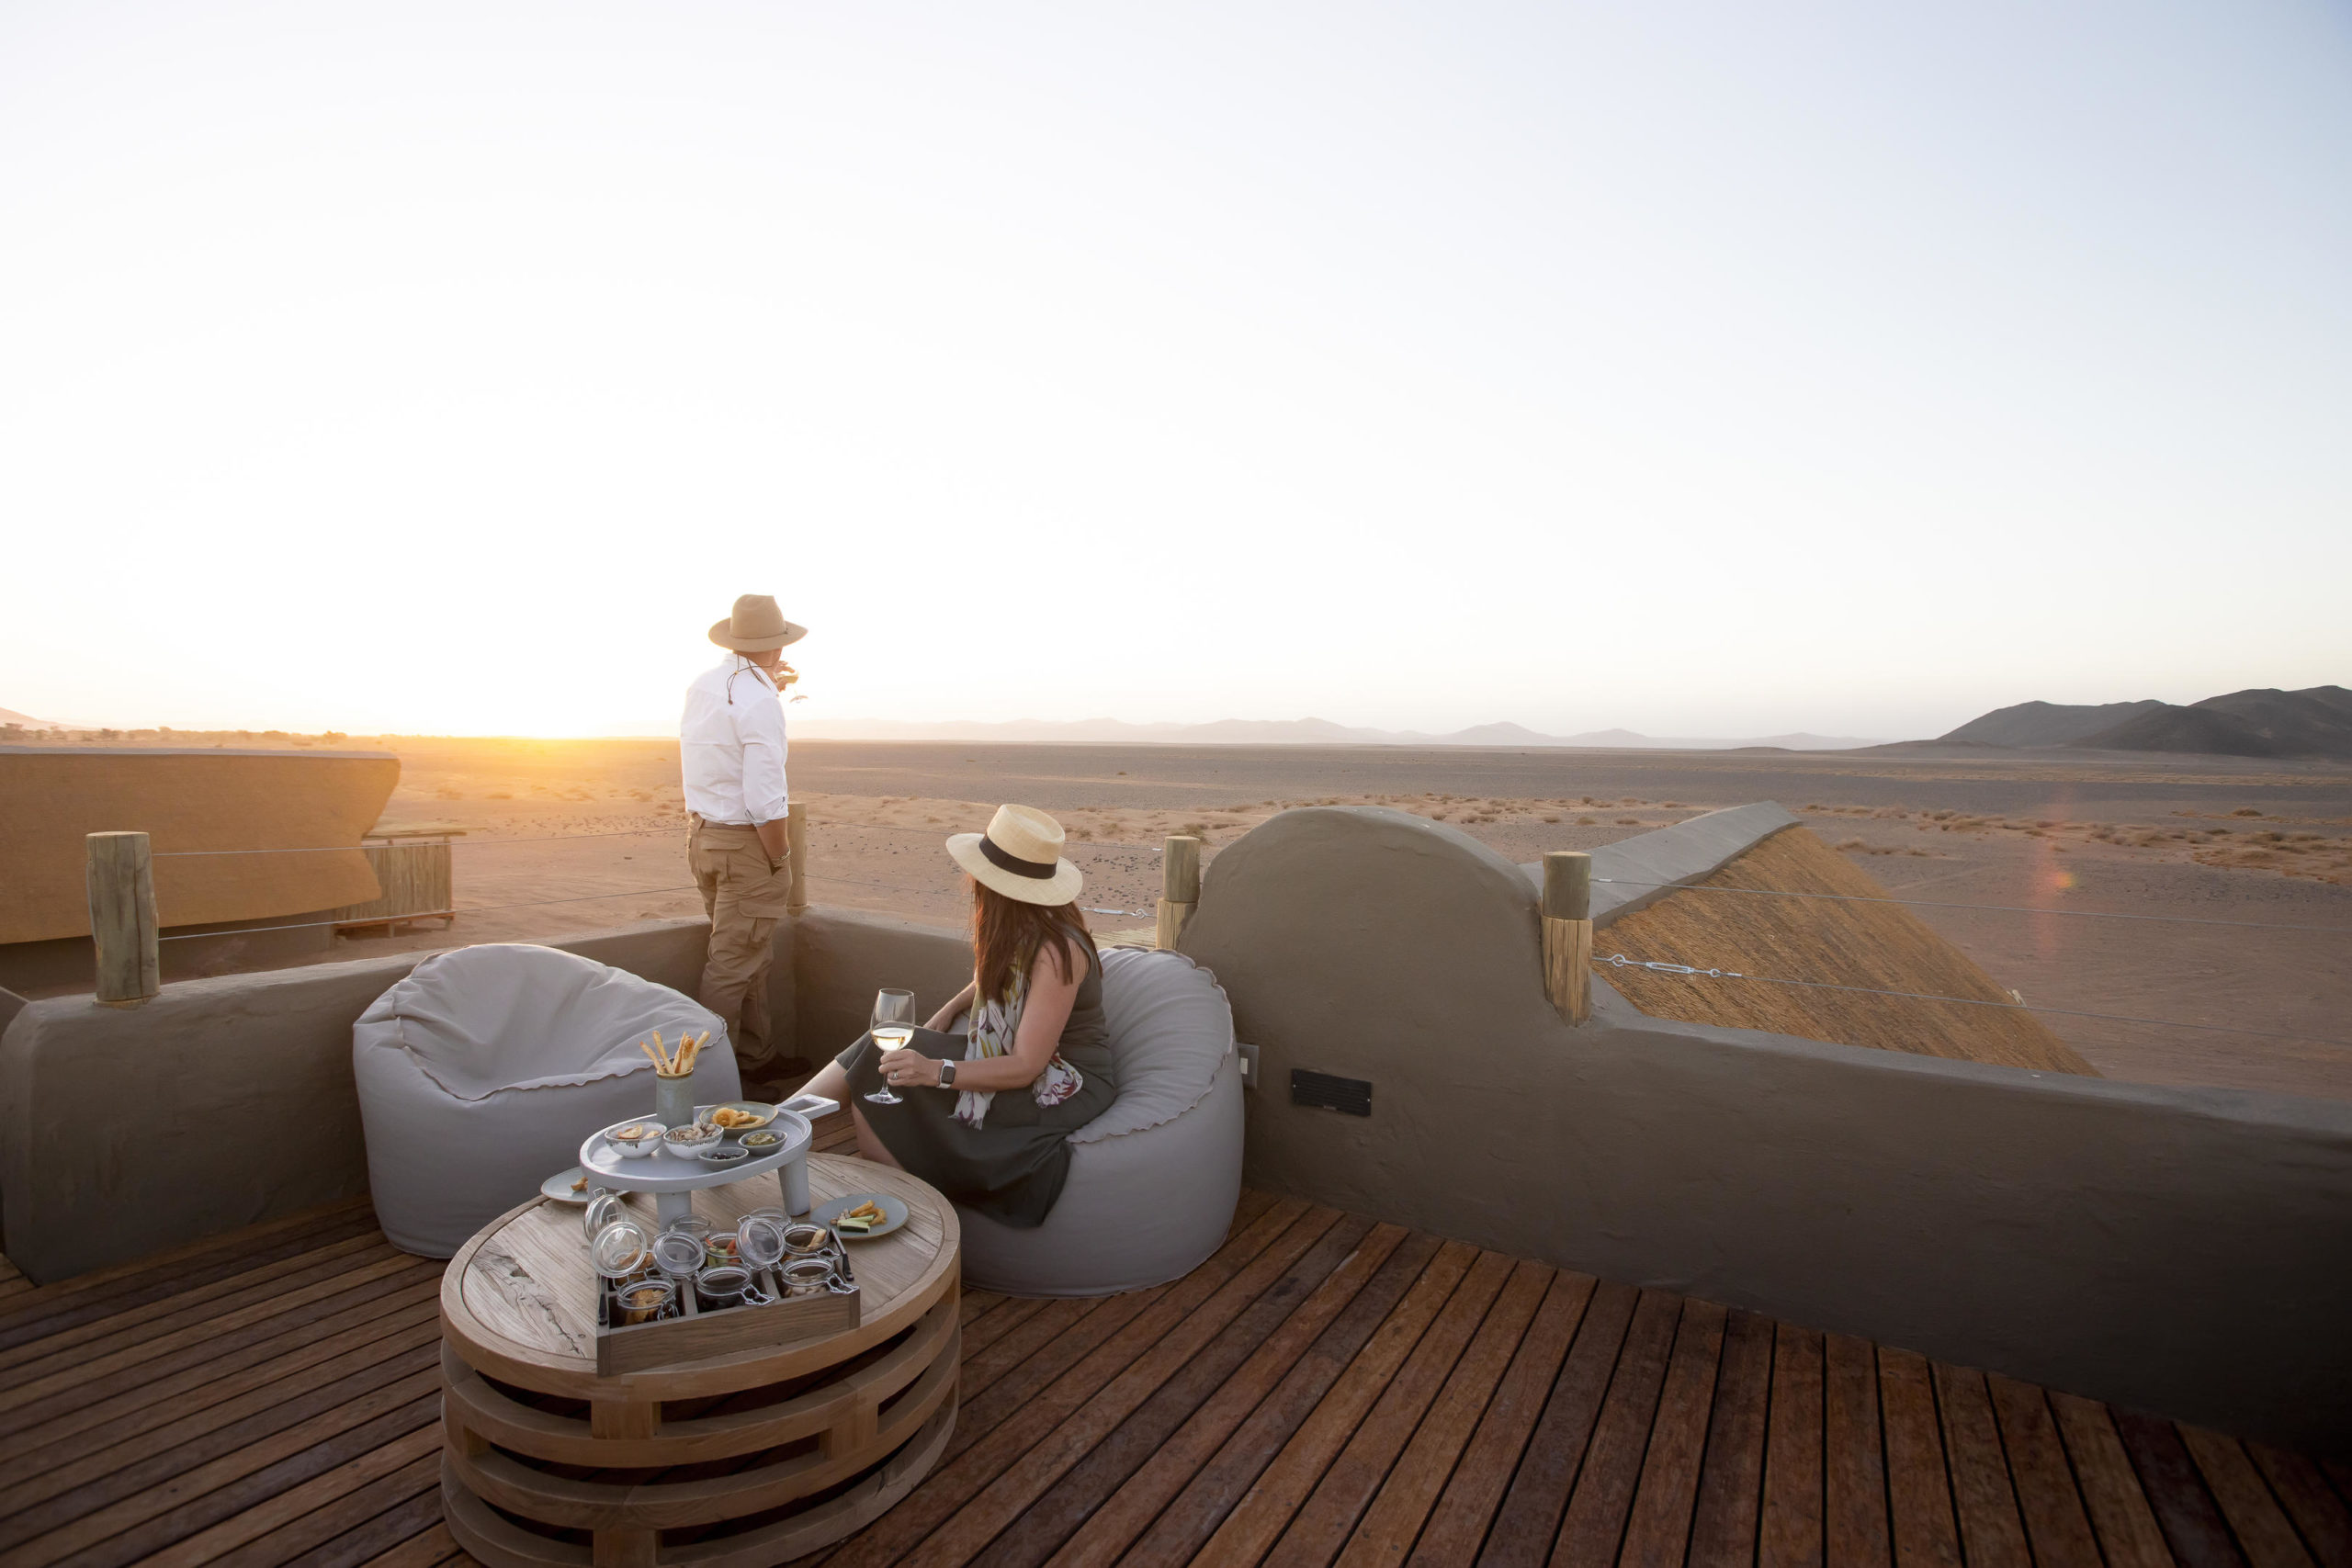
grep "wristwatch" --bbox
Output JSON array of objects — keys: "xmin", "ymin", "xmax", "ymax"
[{"xmin": 938, "ymin": 1059, "xmax": 956, "ymax": 1089}]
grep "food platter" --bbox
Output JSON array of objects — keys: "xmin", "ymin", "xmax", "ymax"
[
  {"xmin": 812, "ymin": 1190, "xmax": 910, "ymax": 1240},
  {"xmin": 577, "ymin": 1091, "xmax": 838, "ymax": 1224},
  {"xmin": 539, "ymin": 1167, "xmax": 593, "ymax": 1204}
]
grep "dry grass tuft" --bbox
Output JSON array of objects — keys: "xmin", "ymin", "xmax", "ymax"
[{"xmin": 1602, "ymin": 826, "xmax": 2097, "ymax": 1076}]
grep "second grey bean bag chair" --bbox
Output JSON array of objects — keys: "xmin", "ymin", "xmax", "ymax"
[
  {"xmin": 956, "ymin": 947, "xmax": 1243, "ymax": 1297},
  {"xmin": 353, "ymin": 942, "xmax": 738, "ymax": 1257}
]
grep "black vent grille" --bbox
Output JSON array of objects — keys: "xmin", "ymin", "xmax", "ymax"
[{"xmin": 1290, "ymin": 1069, "xmax": 1372, "ymax": 1117}]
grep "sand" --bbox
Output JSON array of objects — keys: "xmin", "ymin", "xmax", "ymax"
[{"xmin": 55, "ymin": 733, "xmax": 2352, "ymax": 1102}]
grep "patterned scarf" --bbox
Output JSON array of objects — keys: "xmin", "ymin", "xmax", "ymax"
[{"xmin": 954, "ymin": 958, "xmax": 1088, "ymax": 1130}]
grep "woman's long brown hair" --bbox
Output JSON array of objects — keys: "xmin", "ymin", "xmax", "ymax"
[{"xmin": 971, "ymin": 881, "xmax": 1093, "ymax": 1004}]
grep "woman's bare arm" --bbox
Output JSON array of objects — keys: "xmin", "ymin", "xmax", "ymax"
[{"xmin": 877, "ymin": 939, "xmax": 1080, "ymax": 1094}]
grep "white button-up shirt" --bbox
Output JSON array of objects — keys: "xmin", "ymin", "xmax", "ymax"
[{"xmin": 681, "ymin": 655, "xmax": 789, "ymax": 825}]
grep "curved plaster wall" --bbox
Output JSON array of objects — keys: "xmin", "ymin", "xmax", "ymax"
[{"xmin": 1179, "ymin": 805, "xmax": 2352, "ymax": 1451}]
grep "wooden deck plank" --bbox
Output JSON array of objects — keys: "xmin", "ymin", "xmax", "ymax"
[
  {"xmin": 2049, "ymin": 1393, "xmax": 2177, "ymax": 1568},
  {"xmin": 1272, "ymin": 1247, "xmax": 1519, "ymax": 1566},
  {"xmin": 9, "ymin": 1189, "xmax": 2347, "ymax": 1568},
  {"xmin": 0, "ymin": 1252, "xmax": 438, "ymax": 1418},
  {"xmin": 283, "ymin": 1485, "xmax": 449, "ymax": 1568},
  {"xmin": 1985, "ymin": 1373, "xmax": 2101, "ymax": 1568},
  {"xmin": 19, "ymin": 1385, "xmax": 440, "ymax": 1568},
  {"xmin": 1686, "ymin": 1308, "xmax": 1774, "ymax": 1568},
  {"xmin": 1617, "ymin": 1297, "xmax": 1729, "ymax": 1568},
  {"xmin": 1117, "ymin": 1230, "xmax": 1446, "ymax": 1568},
  {"xmin": 2245, "ymin": 1442, "xmax": 2352, "ymax": 1568},
  {"xmin": 2179, "ymin": 1427, "xmax": 2320, "ymax": 1568},
  {"xmin": 825, "ymin": 1197, "xmax": 1314, "ymax": 1568},
  {"xmin": 2114, "ymin": 1410, "xmax": 2252, "ymax": 1568},
  {"xmin": 203, "ymin": 1449, "xmax": 443, "ymax": 1568},
  {"xmin": 1759, "ymin": 1323, "xmax": 1825, "ymax": 1568},
  {"xmin": 0, "ymin": 1272, "xmax": 441, "ymax": 1470},
  {"xmin": 1193, "ymin": 1238, "xmax": 1479, "ymax": 1565},
  {"xmin": 898, "ymin": 1206, "xmax": 1347, "ymax": 1567},
  {"xmin": 1475, "ymin": 1277, "xmax": 1640, "ymax": 1567},
  {"xmin": 0, "ymin": 1198, "xmax": 375, "ymax": 1335},
  {"xmin": 1877, "ymin": 1347, "xmax": 1962, "ymax": 1568},
  {"xmin": 1932, "ymin": 1361, "xmax": 2032, "ymax": 1568},
  {"xmin": 0, "ymin": 1316, "xmax": 441, "ymax": 1517},
  {"xmin": 358, "ymin": 1520, "xmax": 463, "ymax": 1568},
  {"xmin": 1044, "ymin": 1222, "xmax": 1412, "ymax": 1568},
  {"xmin": 0, "ymin": 1229, "xmax": 394, "ymax": 1374},
  {"xmin": 1823, "ymin": 1332, "xmax": 1891, "ymax": 1568},
  {"xmin": 1548, "ymin": 1286, "xmax": 1685, "ymax": 1567},
  {"xmin": 985, "ymin": 1213, "xmax": 1384, "ymax": 1568},
  {"xmin": 1338, "ymin": 1258, "xmax": 1555, "ymax": 1568},
  {"xmin": 1402, "ymin": 1270, "xmax": 1595, "ymax": 1568}
]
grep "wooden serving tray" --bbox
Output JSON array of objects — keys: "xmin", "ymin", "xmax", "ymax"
[{"xmin": 595, "ymin": 1269, "xmax": 859, "ymax": 1376}]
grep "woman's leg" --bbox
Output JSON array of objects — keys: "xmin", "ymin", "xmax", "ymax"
[
  {"xmin": 848, "ymin": 1101, "xmax": 905, "ymax": 1169},
  {"xmin": 797, "ymin": 1058, "xmax": 852, "ymax": 1106}
]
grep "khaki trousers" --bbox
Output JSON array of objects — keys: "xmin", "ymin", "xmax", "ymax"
[{"xmin": 689, "ymin": 818, "xmax": 793, "ymax": 1077}]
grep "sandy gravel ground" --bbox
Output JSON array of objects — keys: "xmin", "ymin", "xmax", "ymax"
[{"xmin": 152, "ymin": 735, "xmax": 2352, "ymax": 1102}]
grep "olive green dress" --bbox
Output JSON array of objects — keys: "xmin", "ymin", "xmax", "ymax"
[{"xmin": 834, "ymin": 934, "xmax": 1115, "ymax": 1228}]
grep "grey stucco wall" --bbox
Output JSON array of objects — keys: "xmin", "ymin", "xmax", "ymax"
[
  {"xmin": 0, "ymin": 917, "xmax": 750, "ymax": 1282},
  {"xmin": 1182, "ymin": 805, "xmax": 2352, "ymax": 1453},
  {"xmin": 790, "ymin": 908, "xmax": 971, "ymax": 1069}
]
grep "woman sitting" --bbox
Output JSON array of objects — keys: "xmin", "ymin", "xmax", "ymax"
[{"xmin": 797, "ymin": 805, "xmax": 1116, "ymax": 1227}]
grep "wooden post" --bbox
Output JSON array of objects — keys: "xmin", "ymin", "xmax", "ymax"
[
  {"xmin": 1542, "ymin": 851, "xmax": 1592, "ymax": 1026},
  {"xmin": 786, "ymin": 802, "xmax": 808, "ymax": 913},
  {"xmin": 1155, "ymin": 835, "xmax": 1202, "ymax": 951},
  {"xmin": 86, "ymin": 831, "xmax": 160, "ymax": 1007}
]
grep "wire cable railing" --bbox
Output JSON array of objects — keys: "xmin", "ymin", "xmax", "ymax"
[
  {"xmin": 1591, "ymin": 878, "xmax": 2352, "ymax": 936},
  {"xmin": 1593, "ymin": 953, "xmax": 2352, "ymax": 1050}
]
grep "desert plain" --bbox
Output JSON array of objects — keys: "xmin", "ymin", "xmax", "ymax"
[{"xmin": 108, "ymin": 732, "xmax": 2346, "ymax": 1105}]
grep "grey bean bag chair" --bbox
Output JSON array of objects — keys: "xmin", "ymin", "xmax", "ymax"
[
  {"xmin": 353, "ymin": 942, "xmax": 737, "ymax": 1257},
  {"xmin": 957, "ymin": 948, "xmax": 1243, "ymax": 1297}
]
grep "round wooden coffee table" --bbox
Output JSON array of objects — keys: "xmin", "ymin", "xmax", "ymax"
[{"xmin": 439, "ymin": 1154, "xmax": 960, "ymax": 1568}]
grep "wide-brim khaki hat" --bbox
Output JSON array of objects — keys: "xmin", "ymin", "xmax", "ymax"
[
  {"xmin": 946, "ymin": 804, "xmax": 1085, "ymax": 906},
  {"xmin": 709, "ymin": 593, "xmax": 808, "ymax": 653}
]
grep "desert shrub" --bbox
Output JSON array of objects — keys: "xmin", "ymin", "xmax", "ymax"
[
  {"xmin": 1544, "ymin": 815, "xmax": 1561, "ymax": 824},
  {"xmin": 2233, "ymin": 807, "xmax": 2263, "ymax": 817},
  {"xmin": 1616, "ymin": 817, "xmax": 1641, "ymax": 826},
  {"xmin": 1577, "ymin": 816, "xmax": 1597, "ymax": 826},
  {"xmin": 488, "ymin": 791, "xmax": 513, "ymax": 800}
]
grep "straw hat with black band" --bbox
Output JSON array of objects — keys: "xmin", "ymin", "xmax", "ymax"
[
  {"xmin": 710, "ymin": 593, "xmax": 808, "ymax": 653},
  {"xmin": 947, "ymin": 805, "xmax": 1085, "ymax": 906}
]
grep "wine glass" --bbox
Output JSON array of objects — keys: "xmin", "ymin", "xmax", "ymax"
[{"xmin": 865, "ymin": 987, "xmax": 918, "ymax": 1105}]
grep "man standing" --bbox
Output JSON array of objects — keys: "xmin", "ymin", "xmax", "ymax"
[{"xmin": 682, "ymin": 594, "xmax": 807, "ymax": 1094}]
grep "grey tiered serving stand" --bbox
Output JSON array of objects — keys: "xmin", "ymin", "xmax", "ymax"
[{"xmin": 576, "ymin": 1091, "xmax": 838, "ymax": 1224}]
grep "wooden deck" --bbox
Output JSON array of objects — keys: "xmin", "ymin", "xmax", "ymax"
[{"xmin": 2, "ymin": 1113, "xmax": 2346, "ymax": 1568}]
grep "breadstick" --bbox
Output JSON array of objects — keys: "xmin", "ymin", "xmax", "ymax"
[{"xmin": 640, "ymin": 1041, "xmax": 667, "ymax": 1072}]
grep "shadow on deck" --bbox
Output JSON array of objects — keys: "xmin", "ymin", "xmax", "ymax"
[{"xmin": 2, "ymin": 1112, "xmax": 2346, "ymax": 1568}]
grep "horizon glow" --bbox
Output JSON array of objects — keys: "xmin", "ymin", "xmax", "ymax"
[{"xmin": 3, "ymin": 2, "xmax": 2347, "ymax": 741}]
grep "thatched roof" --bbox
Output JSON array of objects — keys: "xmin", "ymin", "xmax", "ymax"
[{"xmin": 1600, "ymin": 826, "xmax": 2097, "ymax": 1076}]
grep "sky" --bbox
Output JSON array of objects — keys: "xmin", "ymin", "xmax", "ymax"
[{"xmin": 3, "ymin": 1, "xmax": 2347, "ymax": 741}]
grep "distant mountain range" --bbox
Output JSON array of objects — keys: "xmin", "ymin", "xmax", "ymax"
[
  {"xmin": 1936, "ymin": 686, "xmax": 2352, "ymax": 758},
  {"xmin": 785, "ymin": 716, "xmax": 1882, "ymax": 750}
]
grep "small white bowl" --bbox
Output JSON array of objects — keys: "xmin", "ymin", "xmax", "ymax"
[
  {"xmin": 662, "ymin": 1123, "xmax": 723, "ymax": 1158},
  {"xmin": 605, "ymin": 1120, "xmax": 667, "ymax": 1159}
]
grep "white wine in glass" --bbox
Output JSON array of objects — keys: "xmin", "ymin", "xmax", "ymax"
[{"xmin": 865, "ymin": 988, "xmax": 918, "ymax": 1105}]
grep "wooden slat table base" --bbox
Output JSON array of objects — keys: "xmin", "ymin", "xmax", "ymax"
[{"xmin": 440, "ymin": 1153, "xmax": 962, "ymax": 1567}]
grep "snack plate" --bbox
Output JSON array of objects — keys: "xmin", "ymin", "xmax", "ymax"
[
  {"xmin": 540, "ymin": 1167, "xmax": 593, "ymax": 1204},
  {"xmin": 704, "ymin": 1100, "xmax": 777, "ymax": 1136},
  {"xmin": 811, "ymin": 1191, "xmax": 910, "ymax": 1241}
]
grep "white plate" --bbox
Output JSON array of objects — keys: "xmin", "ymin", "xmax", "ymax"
[
  {"xmin": 811, "ymin": 1191, "xmax": 909, "ymax": 1240},
  {"xmin": 541, "ymin": 1167, "xmax": 594, "ymax": 1204}
]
